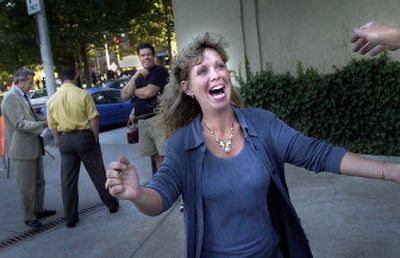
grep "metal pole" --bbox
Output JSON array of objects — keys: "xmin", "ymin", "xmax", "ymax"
[
  {"xmin": 116, "ymin": 44, "xmax": 121, "ymax": 64},
  {"xmin": 104, "ymin": 35, "xmax": 111, "ymax": 70},
  {"xmin": 35, "ymin": 0, "xmax": 56, "ymax": 97}
]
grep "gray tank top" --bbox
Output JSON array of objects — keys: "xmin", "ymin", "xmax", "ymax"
[{"xmin": 201, "ymin": 141, "xmax": 279, "ymax": 257}]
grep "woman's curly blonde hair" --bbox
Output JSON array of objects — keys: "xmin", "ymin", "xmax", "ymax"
[{"xmin": 158, "ymin": 32, "xmax": 243, "ymax": 138}]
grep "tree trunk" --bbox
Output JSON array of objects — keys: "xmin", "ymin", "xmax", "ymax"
[{"xmin": 79, "ymin": 40, "xmax": 92, "ymax": 88}]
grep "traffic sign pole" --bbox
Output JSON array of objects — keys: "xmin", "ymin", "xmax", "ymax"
[{"xmin": 26, "ymin": 0, "xmax": 57, "ymax": 97}]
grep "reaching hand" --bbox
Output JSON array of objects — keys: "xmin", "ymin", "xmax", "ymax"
[
  {"xmin": 351, "ymin": 21, "xmax": 400, "ymax": 56},
  {"xmin": 106, "ymin": 155, "xmax": 142, "ymax": 201}
]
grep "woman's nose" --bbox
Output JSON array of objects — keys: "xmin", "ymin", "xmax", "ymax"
[{"xmin": 210, "ymin": 68, "xmax": 220, "ymax": 81}]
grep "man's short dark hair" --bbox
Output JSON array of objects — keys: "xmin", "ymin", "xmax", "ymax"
[
  {"xmin": 136, "ymin": 43, "xmax": 155, "ymax": 55},
  {"xmin": 13, "ymin": 67, "xmax": 34, "ymax": 84},
  {"xmin": 60, "ymin": 68, "xmax": 76, "ymax": 81}
]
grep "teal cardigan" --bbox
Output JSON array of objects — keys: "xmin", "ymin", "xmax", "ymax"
[{"xmin": 147, "ymin": 107, "xmax": 346, "ymax": 258}]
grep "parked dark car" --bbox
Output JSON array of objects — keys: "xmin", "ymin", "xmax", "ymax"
[
  {"xmin": 101, "ymin": 77, "xmax": 130, "ymax": 89},
  {"xmin": 41, "ymin": 88, "xmax": 134, "ymax": 128}
]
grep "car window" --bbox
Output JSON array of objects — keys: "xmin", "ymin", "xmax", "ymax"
[
  {"xmin": 103, "ymin": 80, "xmax": 117, "ymax": 88},
  {"xmin": 109, "ymin": 91, "xmax": 122, "ymax": 103},
  {"xmin": 31, "ymin": 89, "xmax": 47, "ymax": 99},
  {"xmin": 119, "ymin": 79, "xmax": 128, "ymax": 88},
  {"xmin": 92, "ymin": 92, "xmax": 110, "ymax": 104},
  {"xmin": 102, "ymin": 78, "xmax": 129, "ymax": 89}
]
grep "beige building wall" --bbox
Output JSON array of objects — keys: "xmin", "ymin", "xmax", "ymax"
[
  {"xmin": 172, "ymin": 0, "xmax": 247, "ymax": 80},
  {"xmin": 172, "ymin": 0, "xmax": 400, "ymax": 76},
  {"xmin": 257, "ymin": 0, "xmax": 400, "ymax": 73}
]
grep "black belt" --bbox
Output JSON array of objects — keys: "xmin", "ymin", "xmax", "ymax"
[
  {"xmin": 136, "ymin": 113, "xmax": 156, "ymax": 120},
  {"xmin": 60, "ymin": 129, "xmax": 91, "ymax": 135}
]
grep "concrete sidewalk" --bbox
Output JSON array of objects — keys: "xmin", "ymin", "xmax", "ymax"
[{"xmin": 0, "ymin": 126, "xmax": 399, "ymax": 258}]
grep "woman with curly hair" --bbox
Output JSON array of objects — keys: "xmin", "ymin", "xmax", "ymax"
[{"xmin": 106, "ymin": 32, "xmax": 400, "ymax": 258}]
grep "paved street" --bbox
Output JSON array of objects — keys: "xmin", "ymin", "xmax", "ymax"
[{"xmin": 0, "ymin": 126, "xmax": 399, "ymax": 258}]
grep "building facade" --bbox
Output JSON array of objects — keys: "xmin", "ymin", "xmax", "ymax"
[{"xmin": 172, "ymin": 0, "xmax": 400, "ymax": 79}]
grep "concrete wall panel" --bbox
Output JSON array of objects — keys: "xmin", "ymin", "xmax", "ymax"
[
  {"xmin": 257, "ymin": 0, "xmax": 400, "ymax": 73},
  {"xmin": 172, "ymin": 0, "xmax": 246, "ymax": 79},
  {"xmin": 172, "ymin": 0, "xmax": 400, "ymax": 75}
]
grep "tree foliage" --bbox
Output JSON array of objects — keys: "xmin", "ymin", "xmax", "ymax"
[
  {"xmin": 0, "ymin": 0, "xmax": 40, "ymax": 73},
  {"xmin": 128, "ymin": 0, "xmax": 175, "ymax": 60},
  {"xmin": 0, "ymin": 0, "xmax": 172, "ymax": 85}
]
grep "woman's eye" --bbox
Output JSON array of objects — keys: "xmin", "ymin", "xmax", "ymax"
[
  {"xmin": 197, "ymin": 67, "xmax": 207, "ymax": 75},
  {"xmin": 216, "ymin": 63, "xmax": 225, "ymax": 69}
]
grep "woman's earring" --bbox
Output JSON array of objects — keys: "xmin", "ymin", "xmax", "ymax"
[{"xmin": 191, "ymin": 95, "xmax": 195, "ymax": 99}]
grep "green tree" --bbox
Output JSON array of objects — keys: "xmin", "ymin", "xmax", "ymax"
[
  {"xmin": 0, "ymin": 0, "xmax": 40, "ymax": 74},
  {"xmin": 128, "ymin": 0, "xmax": 175, "ymax": 62},
  {"xmin": 0, "ymin": 0, "xmax": 153, "ymax": 86},
  {"xmin": 45, "ymin": 0, "xmax": 152, "ymax": 86}
]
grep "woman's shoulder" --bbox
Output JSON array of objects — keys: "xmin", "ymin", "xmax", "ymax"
[
  {"xmin": 166, "ymin": 117, "xmax": 202, "ymax": 152},
  {"xmin": 166, "ymin": 125, "xmax": 189, "ymax": 150},
  {"xmin": 239, "ymin": 107, "xmax": 276, "ymax": 121},
  {"xmin": 169, "ymin": 126, "xmax": 186, "ymax": 140}
]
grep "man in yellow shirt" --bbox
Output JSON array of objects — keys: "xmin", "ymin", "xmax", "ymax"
[{"xmin": 46, "ymin": 68, "xmax": 119, "ymax": 228}]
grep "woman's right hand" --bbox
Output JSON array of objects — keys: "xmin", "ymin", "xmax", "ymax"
[{"xmin": 106, "ymin": 156, "xmax": 142, "ymax": 202}]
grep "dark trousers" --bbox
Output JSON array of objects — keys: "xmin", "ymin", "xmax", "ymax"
[{"xmin": 59, "ymin": 130, "xmax": 118, "ymax": 223}]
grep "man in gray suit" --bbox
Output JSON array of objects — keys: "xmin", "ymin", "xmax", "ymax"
[{"xmin": 1, "ymin": 67, "xmax": 56, "ymax": 228}]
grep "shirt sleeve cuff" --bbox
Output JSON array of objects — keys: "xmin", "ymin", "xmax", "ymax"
[{"xmin": 325, "ymin": 147, "xmax": 347, "ymax": 174}]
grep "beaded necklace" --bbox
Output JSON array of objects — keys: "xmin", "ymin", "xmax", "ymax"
[{"xmin": 202, "ymin": 118, "xmax": 234, "ymax": 153}]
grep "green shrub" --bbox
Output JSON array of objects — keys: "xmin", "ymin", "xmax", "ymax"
[{"xmin": 237, "ymin": 54, "xmax": 400, "ymax": 155}]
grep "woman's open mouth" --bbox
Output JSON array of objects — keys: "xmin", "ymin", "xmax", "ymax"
[{"xmin": 208, "ymin": 85, "xmax": 226, "ymax": 100}]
